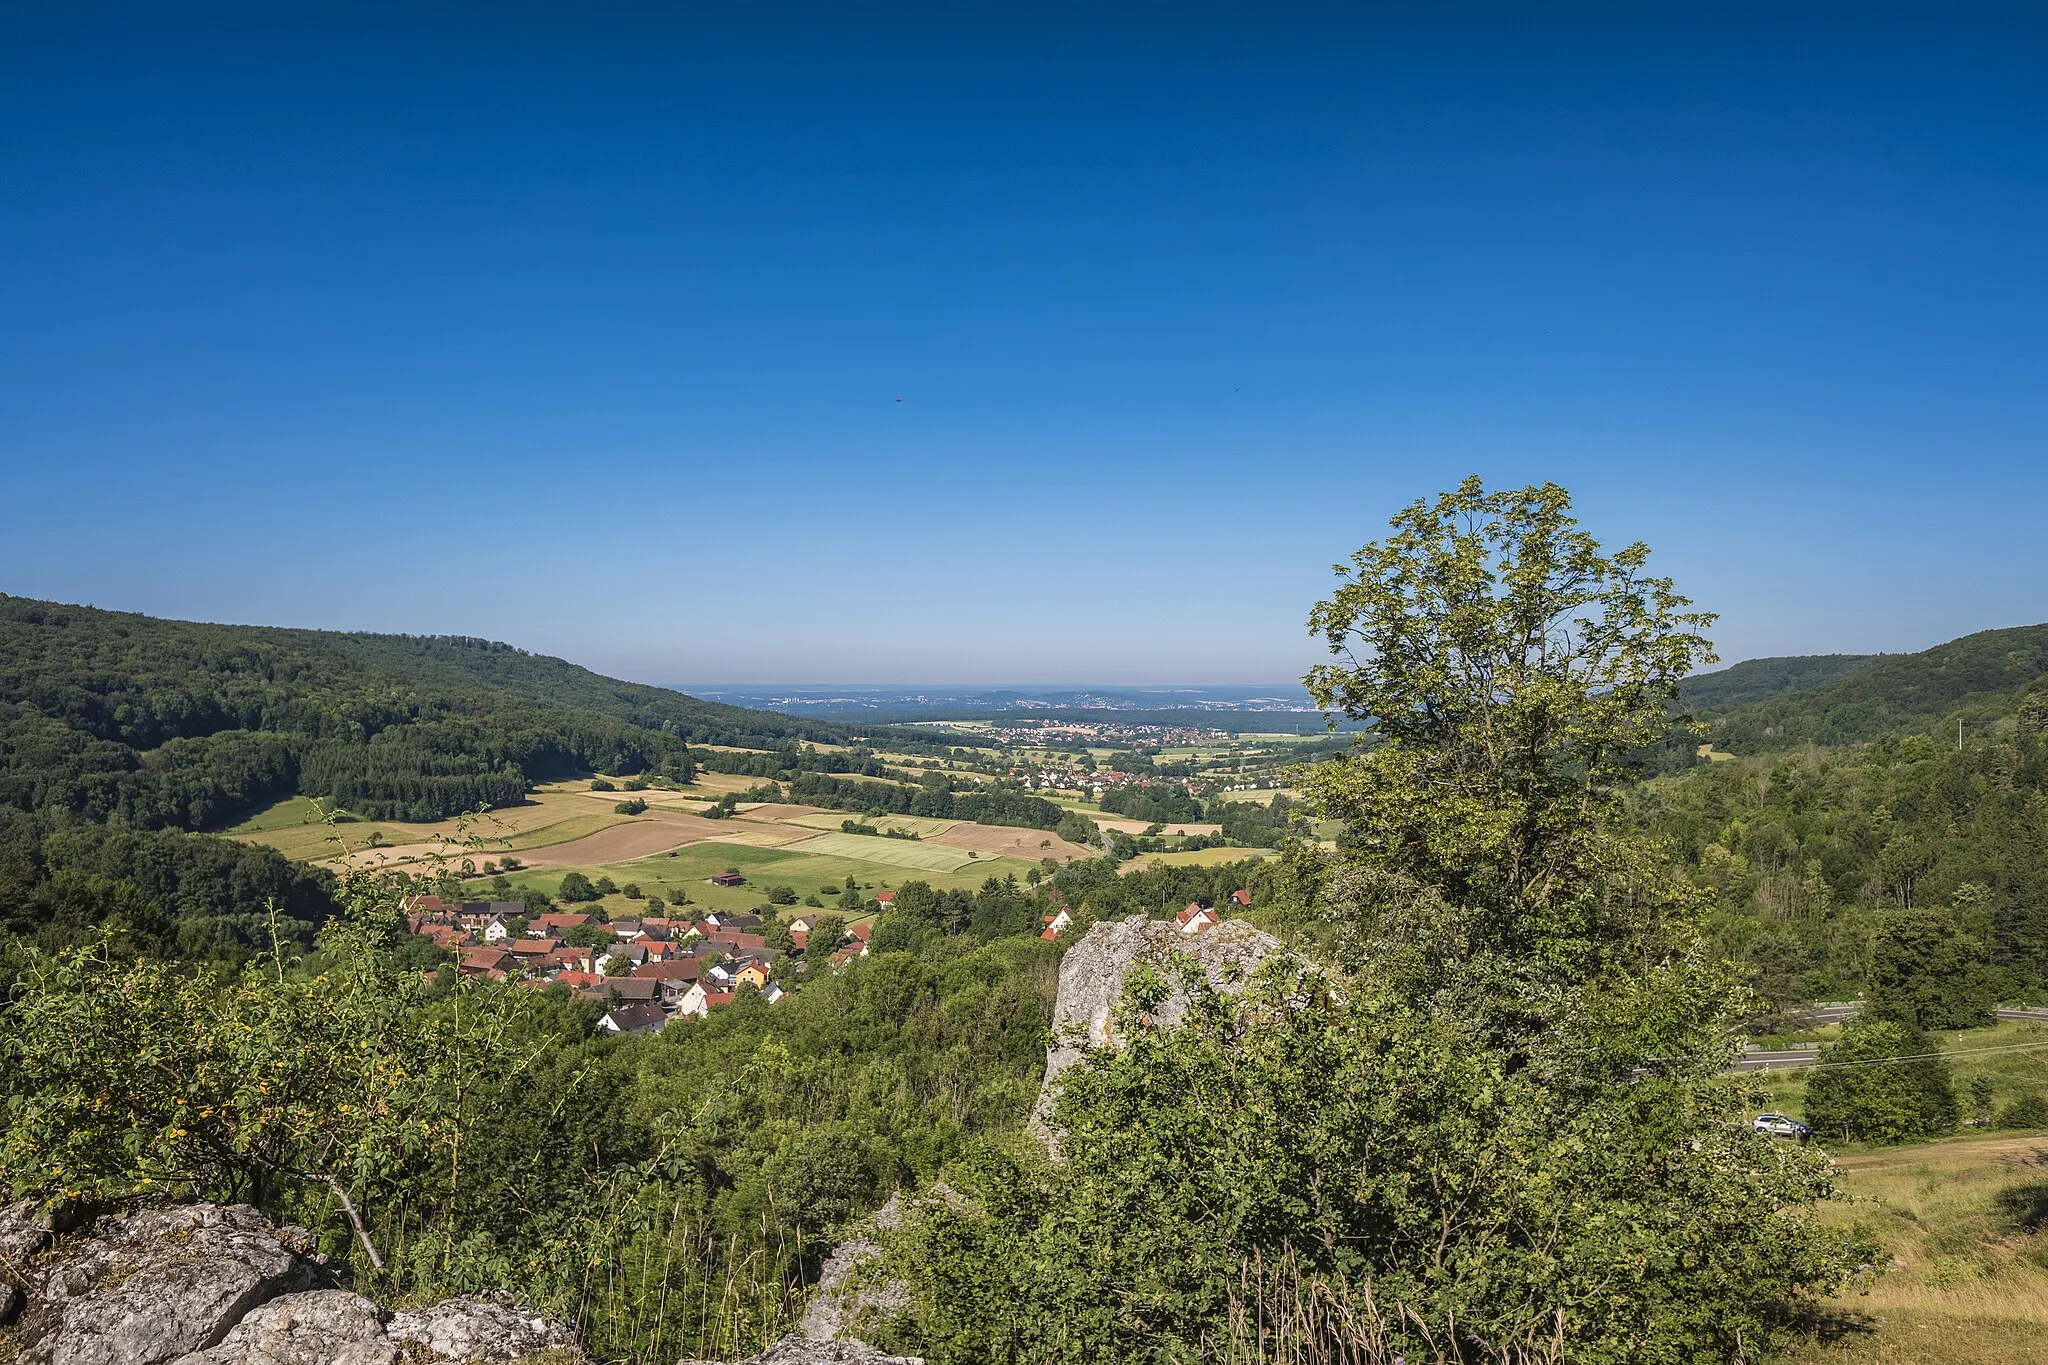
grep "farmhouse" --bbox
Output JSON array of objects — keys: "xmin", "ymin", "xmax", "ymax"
[
  {"xmin": 1175, "ymin": 902, "xmax": 1221, "ymax": 935},
  {"xmin": 708, "ymin": 872, "xmax": 746, "ymax": 887}
]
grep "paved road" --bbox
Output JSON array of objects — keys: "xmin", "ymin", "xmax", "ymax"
[{"xmin": 1731, "ymin": 1004, "xmax": 2048, "ymax": 1071}]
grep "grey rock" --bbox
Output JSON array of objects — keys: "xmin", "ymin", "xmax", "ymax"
[
  {"xmin": 798, "ymin": 1194, "xmax": 909, "ymax": 1345},
  {"xmin": 1028, "ymin": 915, "xmax": 1279, "ymax": 1149},
  {"xmin": 2, "ymin": 1204, "xmax": 582, "ymax": 1365},
  {"xmin": 0, "ymin": 1199, "xmax": 53, "ymax": 1269},
  {"xmin": 385, "ymin": 1292, "xmax": 583, "ymax": 1363},
  {"xmin": 168, "ymin": 1290, "xmax": 396, "ymax": 1365},
  {"xmin": 16, "ymin": 1203, "xmax": 320, "ymax": 1365},
  {"xmin": 2, "ymin": 1282, "xmax": 22, "ymax": 1329}
]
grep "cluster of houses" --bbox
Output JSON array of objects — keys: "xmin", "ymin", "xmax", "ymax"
[
  {"xmin": 1038, "ymin": 888, "xmax": 1249, "ymax": 941},
  {"xmin": 404, "ymin": 896, "xmax": 872, "ymax": 1035}
]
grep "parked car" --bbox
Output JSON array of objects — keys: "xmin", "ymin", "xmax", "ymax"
[{"xmin": 1752, "ymin": 1112, "xmax": 1813, "ymax": 1142}]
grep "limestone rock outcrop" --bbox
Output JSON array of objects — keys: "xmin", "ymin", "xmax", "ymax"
[
  {"xmin": 0, "ymin": 1202, "xmax": 583, "ymax": 1365},
  {"xmin": 1027, "ymin": 915, "xmax": 1280, "ymax": 1146}
]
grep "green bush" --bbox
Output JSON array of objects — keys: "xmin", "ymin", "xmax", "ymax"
[
  {"xmin": 557, "ymin": 871, "xmax": 599, "ymax": 903},
  {"xmin": 1999, "ymin": 1091, "xmax": 2048, "ymax": 1130},
  {"xmin": 589, "ymin": 779, "xmax": 616, "ymax": 792},
  {"xmin": 767, "ymin": 886, "xmax": 798, "ymax": 905},
  {"xmin": 1805, "ymin": 1021, "xmax": 1959, "ymax": 1143},
  {"xmin": 614, "ymin": 799, "xmax": 648, "ymax": 815}
]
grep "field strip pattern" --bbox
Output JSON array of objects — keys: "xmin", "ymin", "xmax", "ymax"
[
  {"xmin": 783, "ymin": 811, "xmax": 959, "ymax": 837},
  {"xmin": 776, "ymin": 831, "xmax": 982, "ymax": 872}
]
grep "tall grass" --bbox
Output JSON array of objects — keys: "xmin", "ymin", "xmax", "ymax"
[{"xmin": 1207, "ymin": 1244, "xmax": 1563, "ymax": 1365}]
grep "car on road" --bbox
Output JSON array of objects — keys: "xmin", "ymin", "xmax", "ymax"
[{"xmin": 1752, "ymin": 1112, "xmax": 1813, "ymax": 1142}]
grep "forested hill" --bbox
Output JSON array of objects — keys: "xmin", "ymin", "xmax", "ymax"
[
  {"xmin": 0, "ymin": 593, "xmax": 847, "ymax": 832},
  {"xmin": 1700, "ymin": 623, "xmax": 2048, "ymax": 754},
  {"xmin": 1677, "ymin": 653, "xmax": 1877, "ymax": 715}
]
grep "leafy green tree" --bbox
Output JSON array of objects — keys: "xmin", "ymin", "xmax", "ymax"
[
  {"xmin": 565, "ymin": 921, "xmax": 615, "ymax": 949},
  {"xmin": 1300, "ymin": 476, "xmax": 1716, "ymax": 971},
  {"xmin": 1805, "ymin": 1020, "xmax": 1959, "ymax": 1143},
  {"xmin": 804, "ymin": 915, "xmax": 845, "ymax": 956},
  {"xmin": 1866, "ymin": 909, "xmax": 1995, "ymax": 1030},
  {"xmin": 889, "ymin": 479, "xmax": 1871, "ymax": 1363}
]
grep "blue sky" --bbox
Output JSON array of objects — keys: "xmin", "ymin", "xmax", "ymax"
[{"xmin": 3, "ymin": 4, "xmax": 2044, "ymax": 684}]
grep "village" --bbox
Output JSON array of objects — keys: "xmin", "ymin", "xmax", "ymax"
[{"xmin": 403, "ymin": 878, "xmax": 1248, "ymax": 1036}]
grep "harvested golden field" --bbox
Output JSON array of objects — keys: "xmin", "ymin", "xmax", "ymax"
[
  {"xmin": 1781, "ymin": 1133, "xmax": 2048, "ymax": 1364},
  {"xmin": 1089, "ymin": 817, "xmax": 1223, "ymax": 837},
  {"xmin": 228, "ymin": 792, "xmax": 631, "ymax": 864},
  {"xmin": 928, "ymin": 823, "xmax": 1096, "ymax": 862},
  {"xmin": 518, "ymin": 811, "xmax": 752, "ymax": 866}
]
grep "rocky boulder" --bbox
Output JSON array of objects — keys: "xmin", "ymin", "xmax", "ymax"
[
  {"xmin": 0, "ymin": 1202, "xmax": 584, "ymax": 1365},
  {"xmin": 1028, "ymin": 915, "xmax": 1279, "ymax": 1148}
]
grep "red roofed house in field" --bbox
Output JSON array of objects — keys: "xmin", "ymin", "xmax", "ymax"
[
  {"xmin": 1040, "ymin": 907, "xmax": 1074, "ymax": 942},
  {"xmin": 1174, "ymin": 902, "xmax": 1221, "ymax": 936},
  {"xmin": 874, "ymin": 891, "xmax": 895, "ymax": 909},
  {"xmin": 709, "ymin": 872, "xmax": 746, "ymax": 888}
]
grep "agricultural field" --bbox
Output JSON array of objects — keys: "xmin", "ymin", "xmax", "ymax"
[
  {"xmin": 507, "ymin": 839, "xmax": 1037, "ymax": 918},
  {"xmin": 226, "ymin": 792, "xmax": 634, "ymax": 865},
  {"xmin": 928, "ymin": 822, "xmax": 1097, "ymax": 862},
  {"xmin": 782, "ymin": 811, "xmax": 959, "ymax": 837},
  {"xmin": 1119, "ymin": 847, "xmax": 1275, "ymax": 873},
  {"xmin": 777, "ymin": 831, "xmax": 983, "ymax": 873}
]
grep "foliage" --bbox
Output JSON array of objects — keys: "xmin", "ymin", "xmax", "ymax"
[
  {"xmin": 888, "ymin": 480, "xmax": 1871, "ymax": 1363},
  {"xmin": 1804, "ymin": 1020, "xmax": 1960, "ymax": 1144},
  {"xmin": 614, "ymin": 798, "xmax": 649, "ymax": 815},
  {"xmin": 557, "ymin": 872, "xmax": 600, "ymax": 903},
  {"xmin": 1637, "ymin": 709, "xmax": 2048, "ymax": 1005},
  {"xmin": 1867, "ymin": 909, "xmax": 1996, "ymax": 1030}
]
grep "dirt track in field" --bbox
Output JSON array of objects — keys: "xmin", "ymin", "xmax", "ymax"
[{"xmin": 927, "ymin": 824, "xmax": 1098, "ymax": 862}]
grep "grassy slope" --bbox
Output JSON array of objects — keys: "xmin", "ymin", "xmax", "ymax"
[
  {"xmin": 1738, "ymin": 1022, "xmax": 2048, "ymax": 1361},
  {"xmin": 1785, "ymin": 1132, "xmax": 2048, "ymax": 1363}
]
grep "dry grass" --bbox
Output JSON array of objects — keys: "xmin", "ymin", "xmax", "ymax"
[
  {"xmin": 926, "ymin": 823, "xmax": 1097, "ymax": 862},
  {"xmin": 225, "ymin": 792, "xmax": 632, "ymax": 864},
  {"xmin": 1780, "ymin": 1133, "xmax": 2048, "ymax": 1363}
]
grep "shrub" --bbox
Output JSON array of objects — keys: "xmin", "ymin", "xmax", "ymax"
[
  {"xmin": 1999, "ymin": 1092, "xmax": 2048, "ymax": 1130},
  {"xmin": 622, "ymin": 883, "xmax": 644, "ymax": 899},
  {"xmin": 1805, "ymin": 1021, "xmax": 1959, "ymax": 1143},
  {"xmin": 589, "ymin": 779, "xmax": 616, "ymax": 792},
  {"xmin": 557, "ymin": 872, "xmax": 599, "ymax": 903},
  {"xmin": 615, "ymin": 799, "xmax": 648, "ymax": 815},
  {"xmin": 595, "ymin": 876, "xmax": 619, "ymax": 896},
  {"xmin": 622, "ymin": 777, "xmax": 648, "ymax": 791},
  {"xmin": 767, "ymin": 886, "xmax": 798, "ymax": 906}
]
